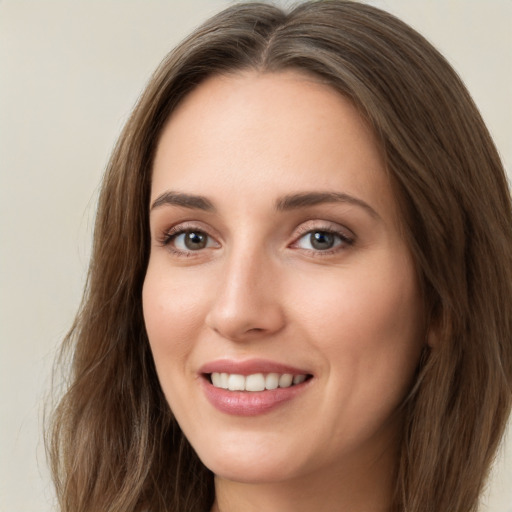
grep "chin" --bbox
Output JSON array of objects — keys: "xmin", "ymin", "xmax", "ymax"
[
  {"xmin": 204, "ymin": 458, "xmax": 297, "ymax": 484},
  {"xmin": 192, "ymin": 435, "xmax": 305, "ymax": 484}
]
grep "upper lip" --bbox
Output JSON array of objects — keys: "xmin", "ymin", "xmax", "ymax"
[{"xmin": 199, "ymin": 358, "xmax": 311, "ymax": 376}]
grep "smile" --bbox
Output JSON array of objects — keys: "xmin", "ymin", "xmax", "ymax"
[
  {"xmin": 209, "ymin": 372, "xmax": 308, "ymax": 391},
  {"xmin": 199, "ymin": 360, "xmax": 313, "ymax": 416}
]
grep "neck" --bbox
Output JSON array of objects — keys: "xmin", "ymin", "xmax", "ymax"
[{"xmin": 210, "ymin": 442, "xmax": 397, "ymax": 512}]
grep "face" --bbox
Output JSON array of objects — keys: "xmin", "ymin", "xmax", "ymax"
[{"xmin": 143, "ymin": 71, "xmax": 424, "ymax": 484}]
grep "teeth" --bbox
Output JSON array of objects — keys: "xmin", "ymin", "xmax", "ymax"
[
  {"xmin": 227, "ymin": 374, "xmax": 245, "ymax": 391},
  {"xmin": 265, "ymin": 373, "xmax": 279, "ymax": 390},
  {"xmin": 279, "ymin": 374, "xmax": 293, "ymax": 388},
  {"xmin": 210, "ymin": 372, "xmax": 308, "ymax": 391},
  {"xmin": 293, "ymin": 374, "xmax": 306, "ymax": 385},
  {"xmin": 211, "ymin": 372, "xmax": 222, "ymax": 387},
  {"xmin": 245, "ymin": 373, "xmax": 265, "ymax": 391}
]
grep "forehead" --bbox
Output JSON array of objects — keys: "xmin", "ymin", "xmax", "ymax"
[{"xmin": 151, "ymin": 70, "xmax": 398, "ymax": 225}]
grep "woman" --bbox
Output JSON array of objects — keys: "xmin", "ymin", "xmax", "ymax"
[{"xmin": 47, "ymin": 1, "xmax": 512, "ymax": 511}]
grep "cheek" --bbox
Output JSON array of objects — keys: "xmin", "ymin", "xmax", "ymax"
[
  {"xmin": 142, "ymin": 262, "xmax": 206, "ymax": 368},
  {"xmin": 293, "ymin": 250, "xmax": 424, "ymax": 390},
  {"xmin": 351, "ymin": 268, "xmax": 423, "ymax": 400},
  {"xmin": 302, "ymin": 259, "xmax": 423, "ymax": 449}
]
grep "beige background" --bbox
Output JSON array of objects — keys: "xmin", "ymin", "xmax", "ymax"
[{"xmin": 0, "ymin": 1, "xmax": 510, "ymax": 510}]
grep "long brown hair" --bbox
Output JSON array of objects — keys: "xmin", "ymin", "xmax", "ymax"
[{"xmin": 47, "ymin": 2, "xmax": 512, "ymax": 511}]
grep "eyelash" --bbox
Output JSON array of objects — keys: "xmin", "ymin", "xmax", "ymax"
[
  {"xmin": 158, "ymin": 223, "xmax": 216, "ymax": 257},
  {"xmin": 291, "ymin": 224, "xmax": 355, "ymax": 256},
  {"xmin": 158, "ymin": 222, "xmax": 355, "ymax": 258}
]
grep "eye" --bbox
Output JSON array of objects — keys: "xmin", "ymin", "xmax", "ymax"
[
  {"xmin": 160, "ymin": 226, "xmax": 220, "ymax": 255},
  {"xmin": 171, "ymin": 230, "xmax": 216, "ymax": 251},
  {"xmin": 294, "ymin": 229, "xmax": 353, "ymax": 252}
]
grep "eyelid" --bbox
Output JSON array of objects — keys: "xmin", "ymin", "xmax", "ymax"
[
  {"xmin": 157, "ymin": 221, "xmax": 221, "ymax": 253},
  {"xmin": 289, "ymin": 220, "xmax": 356, "ymax": 254},
  {"xmin": 293, "ymin": 220, "xmax": 355, "ymax": 240}
]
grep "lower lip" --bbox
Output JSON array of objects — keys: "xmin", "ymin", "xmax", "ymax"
[{"xmin": 201, "ymin": 377, "xmax": 311, "ymax": 416}]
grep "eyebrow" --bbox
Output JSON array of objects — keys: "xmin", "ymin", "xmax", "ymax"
[
  {"xmin": 150, "ymin": 190, "xmax": 379, "ymax": 219},
  {"xmin": 151, "ymin": 191, "xmax": 215, "ymax": 212},
  {"xmin": 275, "ymin": 192, "xmax": 379, "ymax": 218}
]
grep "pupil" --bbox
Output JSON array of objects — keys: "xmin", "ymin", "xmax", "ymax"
[
  {"xmin": 185, "ymin": 231, "xmax": 207, "ymax": 250},
  {"xmin": 311, "ymin": 231, "xmax": 334, "ymax": 250}
]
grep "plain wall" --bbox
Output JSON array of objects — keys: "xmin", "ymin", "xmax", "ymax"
[{"xmin": 0, "ymin": 1, "xmax": 510, "ymax": 510}]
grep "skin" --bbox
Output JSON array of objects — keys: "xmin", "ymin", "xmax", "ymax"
[{"xmin": 143, "ymin": 71, "xmax": 425, "ymax": 512}]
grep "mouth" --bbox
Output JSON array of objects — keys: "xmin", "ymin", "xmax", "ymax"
[
  {"xmin": 206, "ymin": 372, "xmax": 311, "ymax": 391},
  {"xmin": 199, "ymin": 359, "xmax": 314, "ymax": 416}
]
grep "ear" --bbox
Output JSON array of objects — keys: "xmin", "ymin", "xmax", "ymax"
[
  {"xmin": 426, "ymin": 325, "xmax": 438, "ymax": 348},
  {"xmin": 425, "ymin": 307, "xmax": 447, "ymax": 349}
]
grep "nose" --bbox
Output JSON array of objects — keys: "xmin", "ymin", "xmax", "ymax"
[{"xmin": 205, "ymin": 248, "xmax": 286, "ymax": 342}]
